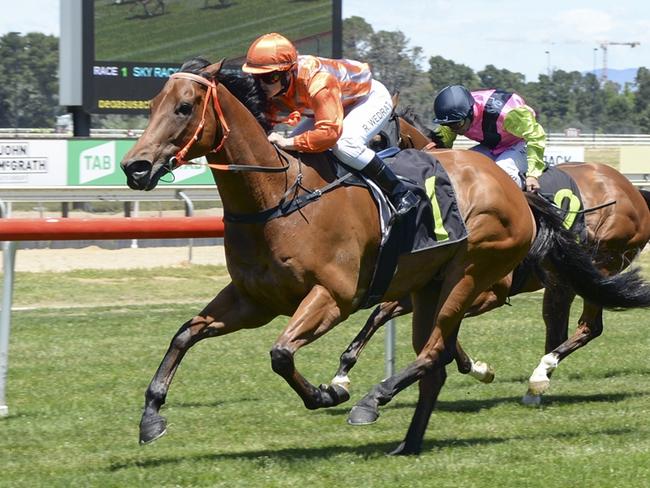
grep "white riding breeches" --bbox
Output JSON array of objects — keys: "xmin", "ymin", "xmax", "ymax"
[
  {"xmin": 289, "ymin": 79, "xmax": 393, "ymax": 170},
  {"xmin": 470, "ymin": 141, "xmax": 528, "ymax": 189}
]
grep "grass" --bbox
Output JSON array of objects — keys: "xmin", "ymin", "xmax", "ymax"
[{"xmin": 1, "ymin": 257, "xmax": 650, "ymax": 487}]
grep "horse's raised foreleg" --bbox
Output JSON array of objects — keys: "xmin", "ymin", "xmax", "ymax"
[
  {"xmin": 331, "ymin": 297, "xmax": 412, "ymax": 391},
  {"xmin": 270, "ymin": 284, "xmax": 349, "ymax": 410},
  {"xmin": 522, "ymin": 283, "xmax": 576, "ymax": 405},
  {"xmin": 139, "ymin": 283, "xmax": 273, "ymax": 444}
]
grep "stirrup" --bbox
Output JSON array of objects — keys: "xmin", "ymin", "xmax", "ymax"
[{"xmin": 394, "ymin": 190, "xmax": 420, "ymax": 216}]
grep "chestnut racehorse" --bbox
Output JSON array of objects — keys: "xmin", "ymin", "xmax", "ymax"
[
  {"xmin": 335, "ymin": 110, "xmax": 650, "ymax": 407},
  {"xmin": 121, "ymin": 59, "xmax": 650, "ymax": 454}
]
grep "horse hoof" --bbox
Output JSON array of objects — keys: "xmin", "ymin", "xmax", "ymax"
[
  {"xmin": 139, "ymin": 414, "xmax": 167, "ymax": 445},
  {"xmin": 328, "ymin": 383, "xmax": 350, "ymax": 405},
  {"xmin": 471, "ymin": 360, "xmax": 495, "ymax": 384},
  {"xmin": 347, "ymin": 404, "xmax": 379, "ymax": 425},
  {"xmin": 522, "ymin": 390, "xmax": 542, "ymax": 407},
  {"xmin": 528, "ymin": 378, "xmax": 550, "ymax": 396},
  {"xmin": 315, "ymin": 383, "xmax": 351, "ymax": 408},
  {"xmin": 388, "ymin": 441, "xmax": 420, "ymax": 456}
]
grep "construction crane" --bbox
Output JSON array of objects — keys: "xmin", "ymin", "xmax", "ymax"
[{"xmin": 599, "ymin": 41, "xmax": 640, "ymax": 82}]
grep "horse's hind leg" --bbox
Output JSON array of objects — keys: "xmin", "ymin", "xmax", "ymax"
[
  {"xmin": 523, "ymin": 283, "xmax": 576, "ymax": 405},
  {"xmin": 139, "ymin": 283, "xmax": 273, "ymax": 444},
  {"xmin": 346, "ymin": 273, "xmax": 456, "ymax": 430},
  {"xmin": 389, "ymin": 366, "xmax": 448, "ymax": 456},
  {"xmin": 526, "ymin": 299, "xmax": 603, "ymax": 403},
  {"xmin": 332, "ymin": 297, "xmax": 412, "ymax": 390}
]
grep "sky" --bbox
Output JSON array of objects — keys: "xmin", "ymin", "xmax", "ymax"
[{"xmin": 2, "ymin": 0, "xmax": 649, "ymax": 82}]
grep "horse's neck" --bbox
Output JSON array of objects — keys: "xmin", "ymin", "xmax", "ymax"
[{"xmin": 210, "ymin": 86, "xmax": 297, "ymax": 216}]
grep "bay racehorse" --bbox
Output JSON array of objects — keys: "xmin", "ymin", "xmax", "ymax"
[
  {"xmin": 121, "ymin": 59, "xmax": 650, "ymax": 454},
  {"xmin": 335, "ymin": 109, "xmax": 650, "ymax": 407}
]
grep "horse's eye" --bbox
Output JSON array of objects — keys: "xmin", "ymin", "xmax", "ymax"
[{"xmin": 177, "ymin": 103, "xmax": 193, "ymax": 116}]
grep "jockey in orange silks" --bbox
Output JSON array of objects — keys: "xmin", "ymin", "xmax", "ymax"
[{"xmin": 242, "ymin": 32, "xmax": 419, "ymax": 217}]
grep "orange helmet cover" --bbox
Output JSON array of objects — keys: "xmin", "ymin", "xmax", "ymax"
[{"xmin": 242, "ymin": 33, "xmax": 298, "ymax": 74}]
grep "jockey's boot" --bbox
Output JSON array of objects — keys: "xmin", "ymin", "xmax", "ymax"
[{"xmin": 362, "ymin": 155, "xmax": 420, "ymax": 217}]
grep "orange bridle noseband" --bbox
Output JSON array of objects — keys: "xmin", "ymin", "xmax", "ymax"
[
  {"xmin": 169, "ymin": 72, "xmax": 230, "ymax": 167},
  {"xmin": 166, "ymin": 71, "xmax": 290, "ymax": 175}
]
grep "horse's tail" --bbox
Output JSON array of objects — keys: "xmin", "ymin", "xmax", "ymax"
[
  {"xmin": 524, "ymin": 192, "xmax": 650, "ymax": 309},
  {"xmin": 638, "ymin": 188, "xmax": 650, "ymax": 212}
]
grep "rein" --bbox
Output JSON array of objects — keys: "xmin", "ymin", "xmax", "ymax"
[
  {"xmin": 167, "ymin": 72, "xmax": 289, "ymax": 174},
  {"xmin": 168, "ymin": 71, "xmax": 348, "ymax": 224}
]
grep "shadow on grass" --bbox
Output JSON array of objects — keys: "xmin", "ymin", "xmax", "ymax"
[
  {"xmin": 108, "ymin": 436, "xmax": 508, "ymax": 470},
  {"xmin": 171, "ymin": 396, "xmax": 261, "ymax": 409},
  {"xmin": 108, "ymin": 426, "xmax": 635, "ymax": 471},
  {"xmin": 320, "ymin": 390, "xmax": 645, "ymax": 416}
]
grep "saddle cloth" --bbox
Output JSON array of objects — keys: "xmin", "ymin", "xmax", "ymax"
[
  {"xmin": 538, "ymin": 166, "xmax": 586, "ymax": 237},
  {"xmin": 355, "ymin": 148, "xmax": 469, "ymax": 308},
  {"xmin": 510, "ymin": 165, "xmax": 586, "ymax": 295}
]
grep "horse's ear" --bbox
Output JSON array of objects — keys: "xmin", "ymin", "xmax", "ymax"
[
  {"xmin": 391, "ymin": 91, "xmax": 401, "ymax": 110},
  {"xmin": 391, "ymin": 90, "xmax": 399, "ymax": 111},
  {"xmin": 204, "ymin": 58, "xmax": 226, "ymax": 80}
]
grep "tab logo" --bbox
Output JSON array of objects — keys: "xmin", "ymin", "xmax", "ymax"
[{"xmin": 79, "ymin": 141, "xmax": 115, "ymax": 183}]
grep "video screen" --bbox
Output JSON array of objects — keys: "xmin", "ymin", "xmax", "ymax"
[{"xmin": 87, "ymin": 0, "xmax": 335, "ymax": 113}]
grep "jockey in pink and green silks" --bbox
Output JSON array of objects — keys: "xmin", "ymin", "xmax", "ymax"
[{"xmin": 432, "ymin": 85, "xmax": 547, "ymax": 192}]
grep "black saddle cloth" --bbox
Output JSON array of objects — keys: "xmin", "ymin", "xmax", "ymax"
[
  {"xmin": 510, "ymin": 165, "xmax": 586, "ymax": 295},
  {"xmin": 538, "ymin": 166, "xmax": 586, "ymax": 238},
  {"xmin": 360, "ymin": 148, "xmax": 468, "ymax": 308}
]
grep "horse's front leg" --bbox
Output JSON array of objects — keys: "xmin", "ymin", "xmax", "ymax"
[
  {"xmin": 270, "ymin": 284, "xmax": 350, "ymax": 410},
  {"xmin": 331, "ymin": 297, "xmax": 412, "ymax": 391},
  {"xmin": 140, "ymin": 282, "xmax": 273, "ymax": 444}
]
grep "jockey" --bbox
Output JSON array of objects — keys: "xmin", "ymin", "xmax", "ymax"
[
  {"xmin": 241, "ymin": 32, "xmax": 419, "ymax": 217},
  {"xmin": 432, "ymin": 85, "xmax": 547, "ymax": 192}
]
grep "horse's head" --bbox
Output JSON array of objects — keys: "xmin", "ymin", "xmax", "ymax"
[
  {"xmin": 121, "ymin": 59, "xmax": 226, "ymax": 191},
  {"xmin": 397, "ymin": 106, "xmax": 443, "ymax": 150}
]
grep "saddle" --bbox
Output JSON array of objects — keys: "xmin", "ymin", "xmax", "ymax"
[{"xmin": 358, "ymin": 148, "xmax": 468, "ymax": 307}]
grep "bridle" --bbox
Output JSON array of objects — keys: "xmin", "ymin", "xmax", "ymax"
[
  {"xmin": 168, "ymin": 72, "xmax": 230, "ymax": 168},
  {"xmin": 166, "ymin": 71, "xmax": 289, "ymax": 174},
  {"xmin": 160, "ymin": 71, "xmax": 356, "ymax": 224}
]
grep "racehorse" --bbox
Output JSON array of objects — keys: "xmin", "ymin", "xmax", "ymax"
[
  {"xmin": 335, "ymin": 109, "xmax": 650, "ymax": 406},
  {"xmin": 121, "ymin": 58, "xmax": 650, "ymax": 455}
]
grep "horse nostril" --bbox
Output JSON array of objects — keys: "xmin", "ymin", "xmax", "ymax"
[{"xmin": 124, "ymin": 160, "xmax": 153, "ymax": 177}]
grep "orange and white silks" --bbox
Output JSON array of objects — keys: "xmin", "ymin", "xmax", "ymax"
[{"xmin": 269, "ymin": 55, "xmax": 373, "ymax": 153}]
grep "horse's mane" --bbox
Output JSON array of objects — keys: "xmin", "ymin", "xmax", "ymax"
[
  {"xmin": 396, "ymin": 105, "xmax": 446, "ymax": 148},
  {"xmin": 179, "ymin": 57, "xmax": 272, "ymax": 132},
  {"xmin": 396, "ymin": 105, "xmax": 436, "ymax": 141}
]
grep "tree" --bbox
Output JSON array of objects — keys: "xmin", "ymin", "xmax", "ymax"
[
  {"xmin": 428, "ymin": 55, "xmax": 480, "ymax": 93},
  {"xmin": 0, "ymin": 32, "xmax": 61, "ymax": 128},
  {"xmin": 342, "ymin": 16, "xmax": 374, "ymax": 60},
  {"xmin": 477, "ymin": 64, "xmax": 526, "ymax": 93},
  {"xmin": 341, "ymin": 14, "xmax": 650, "ymax": 134},
  {"xmin": 364, "ymin": 30, "xmax": 423, "ymax": 95},
  {"xmin": 634, "ymin": 67, "xmax": 650, "ymax": 132}
]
